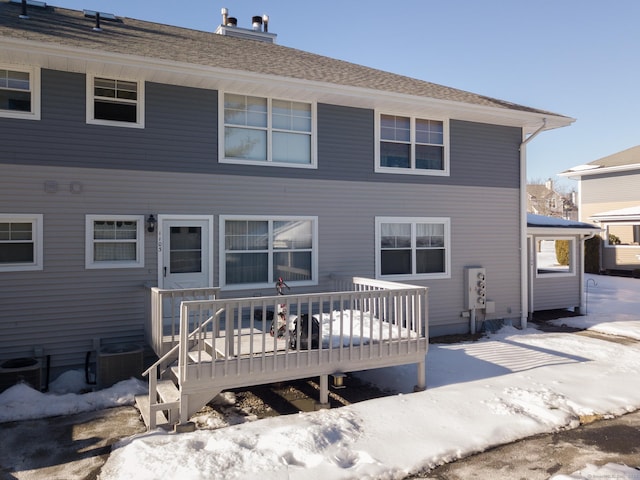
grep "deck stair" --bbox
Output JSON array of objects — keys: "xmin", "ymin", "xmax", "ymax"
[
  {"xmin": 135, "ymin": 328, "xmax": 221, "ymax": 430},
  {"xmin": 135, "ymin": 379, "xmax": 179, "ymax": 429},
  {"xmin": 136, "ymin": 278, "xmax": 429, "ymax": 430}
]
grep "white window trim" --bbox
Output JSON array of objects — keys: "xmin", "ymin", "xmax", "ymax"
[
  {"xmin": 218, "ymin": 91, "xmax": 317, "ymax": 169},
  {"xmin": 535, "ymin": 236, "xmax": 576, "ymax": 278},
  {"xmin": 0, "ymin": 65, "xmax": 41, "ymax": 120},
  {"xmin": 86, "ymin": 74, "xmax": 145, "ymax": 128},
  {"xmin": 0, "ymin": 214, "xmax": 43, "ymax": 272},
  {"xmin": 374, "ymin": 111, "xmax": 449, "ymax": 176},
  {"xmin": 219, "ymin": 215, "xmax": 319, "ymax": 290},
  {"xmin": 603, "ymin": 222, "xmax": 640, "ymax": 248},
  {"xmin": 85, "ymin": 215, "xmax": 145, "ymax": 269},
  {"xmin": 375, "ymin": 216, "xmax": 451, "ymax": 280}
]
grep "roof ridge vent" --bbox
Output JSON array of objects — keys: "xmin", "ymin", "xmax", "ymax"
[
  {"xmin": 20, "ymin": 0, "xmax": 28, "ymax": 19},
  {"xmin": 83, "ymin": 9, "xmax": 119, "ymax": 21},
  {"xmin": 215, "ymin": 7, "xmax": 277, "ymax": 44},
  {"xmin": 10, "ymin": 0, "xmax": 48, "ymax": 18}
]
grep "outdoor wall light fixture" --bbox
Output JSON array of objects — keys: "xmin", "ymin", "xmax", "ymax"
[{"xmin": 147, "ymin": 214, "xmax": 156, "ymax": 233}]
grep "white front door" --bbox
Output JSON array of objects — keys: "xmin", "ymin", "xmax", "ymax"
[{"xmin": 159, "ymin": 216, "xmax": 212, "ymax": 289}]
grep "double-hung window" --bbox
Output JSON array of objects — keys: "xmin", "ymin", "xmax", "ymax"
[
  {"xmin": 86, "ymin": 215, "xmax": 144, "ymax": 269},
  {"xmin": 221, "ymin": 93, "xmax": 315, "ymax": 168},
  {"xmin": 87, "ymin": 75, "xmax": 144, "ymax": 127},
  {"xmin": 376, "ymin": 114, "xmax": 448, "ymax": 175},
  {"xmin": 376, "ymin": 217, "xmax": 450, "ymax": 279},
  {"xmin": 0, "ymin": 214, "xmax": 43, "ymax": 272},
  {"xmin": 0, "ymin": 66, "xmax": 40, "ymax": 120},
  {"xmin": 220, "ymin": 216, "xmax": 317, "ymax": 289}
]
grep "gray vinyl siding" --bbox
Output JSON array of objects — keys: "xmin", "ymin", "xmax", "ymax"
[
  {"xmin": 0, "ymin": 161, "xmax": 522, "ymax": 369},
  {"xmin": 531, "ymin": 271, "xmax": 580, "ymax": 312},
  {"xmin": 0, "ymin": 68, "xmax": 525, "ymax": 370},
  {"xmin": 1, "ymin": 69, "xmax": 521, "ymax": 190},
  {"xmin": 1, "ymin": 70, "xmax": 219, "ymax": 173}
]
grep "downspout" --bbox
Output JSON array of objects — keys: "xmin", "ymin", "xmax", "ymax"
[{"xmin": 519, "ymin": 119, "xmax": 547, "ymax": 329}]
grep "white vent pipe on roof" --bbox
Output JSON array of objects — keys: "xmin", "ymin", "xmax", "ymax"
[{"xmin": 252, "ymin": 15, "xmax": 263, "ymax": 31}]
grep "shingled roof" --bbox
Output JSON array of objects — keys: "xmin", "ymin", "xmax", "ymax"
[
  {"xmin": 0, "ymin": 1, "xmax": 569, "ymax": 124},
  {"xmin": 560, "ymin": 144, "xmax": 640, "ymax": 178}
]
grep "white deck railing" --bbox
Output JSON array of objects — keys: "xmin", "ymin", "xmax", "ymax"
[
  {"xmin": 148, "ymin": 287, "xmax": 220, "ymax": 356},
  {"xmin": 143, "ymin": 278, "xmax": 429, "ymax": 427},
  {"xmin": 175, "ymin": 278, "xmax": 428, "ymax": 387}
]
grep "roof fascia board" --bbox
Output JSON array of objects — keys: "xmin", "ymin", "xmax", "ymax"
[
  {"xmin": 527, "ymin": 227, "xmax": 601, "ymax": 236},
  {"xmin": 559, "ymin": 162, "xmax": 640, "ymax": 179},
  {"xmin": 0, "ymin": 36, "xmax": 573, "ymax": 130},
  {"xmin": 590, "ymin": 215, "xmax": 640, "ymax": 222}
]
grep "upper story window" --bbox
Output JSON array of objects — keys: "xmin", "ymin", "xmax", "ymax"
[
  {"xmin": 376, "ymin": 113, "xmax": 449, "ymax": 176},
  {"xmin": 220, "ymin": 216, "xmax": 317, "ymax": 289},
  {"xmin": 87, "ymin": 75, "xmax": 144, "ymax": 128},
  {"xmin": 220, "ymin": 92, "xmax": 316, "ymax": 168},
  {"xmin": 0, "ymin": 66, "xmax": 40, "ymax": 120},
  {"xmin": 85, "ymin": 215, "xmax": 144, "ymax": 269},
  {"xmin": 0, "ymin": 214, "xmax": 43, "ymax": 272},
  {"xmin": 376, "ymin": 217, "xmax": 451, "ymax": 280}
]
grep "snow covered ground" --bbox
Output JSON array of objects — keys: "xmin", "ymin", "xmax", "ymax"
[{"xmin": 1, "ymin": 274, "xmax": 639, "ymax": 479}]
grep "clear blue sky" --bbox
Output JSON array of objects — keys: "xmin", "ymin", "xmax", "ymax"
[{"xmin": 53, "ymin": 0, "xmax": 640, "ymax": 191}]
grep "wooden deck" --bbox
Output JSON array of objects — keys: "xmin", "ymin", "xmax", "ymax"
[{"xmin": 139, "ymin": 278, "xmax": 429, "ymax": 429}]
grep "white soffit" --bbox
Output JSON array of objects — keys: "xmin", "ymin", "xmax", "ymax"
[{"xmin": 0, "ymin": 37, "xmax": 572, "ymax": 131}]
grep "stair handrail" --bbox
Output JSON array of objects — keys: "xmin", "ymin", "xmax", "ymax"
[{"xmin": 142, "ymin": 306, "xmax": 226, "ymax": 378}]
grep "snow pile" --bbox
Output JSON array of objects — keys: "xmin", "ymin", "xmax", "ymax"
[
  {"xmin": 0, "ymin": 371, "xmax": 146, "ymax": 423},
  {"xmin": 550, "ymin": 274, "xmax": 640, "ymax": 340},
  {"xmin": 1, "ymin": 274, "xmax": 639, "ymax": 479}
]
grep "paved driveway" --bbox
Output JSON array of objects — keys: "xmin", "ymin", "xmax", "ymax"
[{"xmin": 414, "ymin": 409, "xmax": 640, "ymax": 479}]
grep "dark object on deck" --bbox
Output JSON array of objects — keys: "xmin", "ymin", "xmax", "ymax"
[{"xmin": 290, "ymin": 314, "xmax": 320, "ymax": 350}]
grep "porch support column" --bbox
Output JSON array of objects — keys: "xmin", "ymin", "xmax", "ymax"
[
  {"xmin": 579, "ymin": 233, "xmax": 597, "ymax": 314},
  {"xmin": 520, "ymin": 119, "xmax": 547, "ymax": 329}
]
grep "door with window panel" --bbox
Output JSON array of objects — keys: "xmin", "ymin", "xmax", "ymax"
[{"xmin": 161, "ymin": 219, "xmax": 210, "ymax": 289}]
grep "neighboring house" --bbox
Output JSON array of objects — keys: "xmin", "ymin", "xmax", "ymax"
[
  {"xmin": 526, "ymin": 214, "xmax": 600, "ymax": 315},
  {"xmin": 560, "ymin": 145, "xmax": 640, "ymax": 274},
  {"xmin": 527, "ymin": 179, "xmax": 577, "ymax": 220},
  {"xmin": 0, "ymin": 2, "xmax": 574, "ymax": 380}
]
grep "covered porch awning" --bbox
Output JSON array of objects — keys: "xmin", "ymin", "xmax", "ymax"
[
  {"xmin": 527, "ymin": 213, "xmax": 601, "ymax": 236},
  {"xmin": 589, "ymin": 205, "xmax": 640, "ymax": 223}
]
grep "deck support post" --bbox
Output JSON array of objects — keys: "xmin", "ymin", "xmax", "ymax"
[
  {"xmin": 414, "ymin": 359, "xmax": 426, "ymax": 392},
  {"xmin": 315, "ymin": 374, "xmax": 330, "ymax": 410}
]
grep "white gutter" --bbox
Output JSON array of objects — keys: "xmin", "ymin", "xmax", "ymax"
[
  {"xmin": 559, "ymin": 162, "xmax": 640, "ymax": 180},
  {"xmin": 519, "ymin": 119, "xmax": 547, "ymax": 328}
]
